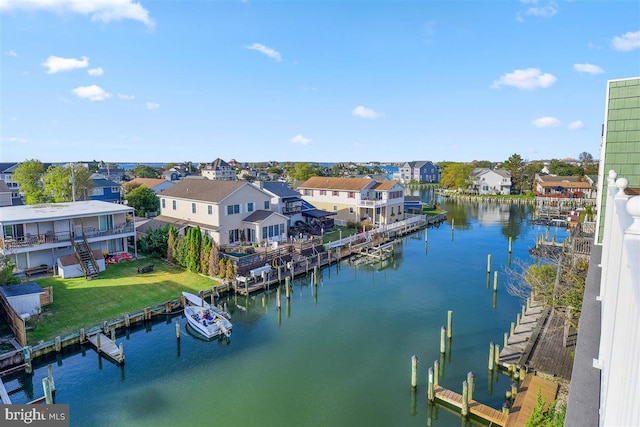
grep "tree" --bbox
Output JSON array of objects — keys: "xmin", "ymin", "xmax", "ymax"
[
  {"xmin": 225, "ymin": 259, "xmax": 235, "ymax": 279},
  {"xmin": 287, "ymin": 162, "xmax": 319, "ymax": 181},
  {"xmin": 219, "ymin": 259, "xmax": 227, "ymax": 278},
  {"xmin": 0, "ymin": 255, "xmax": 19, "ymax": 286},
  {"xmin": 125, "ymin": 186, "xmax": 159, "ymax": 216},
  {"xmin": 578, "ymin": 152, "xmax": 593, "ymax": 166},
  {"xmin": 523, "ymin": 161, "xmax": 544, "ymax": 192},
  {"xmin": 133, "ymin": 164, "xmax": 161, "ymax": 178},
  {"xmin": 70, "ymin": 165, "xmax": 94, "ymax": 201},
  {"xmin": 43, "ymin": 165, "xmax": 72, "ymax": 202},
  {"xmin": 548, "ymin": 160, "xmax": 584, "ymax": 176},
  {"xmin": 167, "ymin": 226, "xmax": 177, "ymax": 264},
  {"xmin": 121, "ymin": 181, "xmax": 142, "ymax": 195},
  {"xmin": 209, "ymin": 243, "xmax": 219, "ymax": 276},
  {"xmin": 139, "ymin": 225, "xmax": 169, "ymax": 258},
  {"xmin": 440, "ymin": 163, "xmax": 473, "ymax": 190},
  {"xmin": 502, "ymin": 153, "xmax": 525, "ymax": 193},
  {"xmin": 13, "ymin": 159, "xmax": 46, "ymax": 204}
]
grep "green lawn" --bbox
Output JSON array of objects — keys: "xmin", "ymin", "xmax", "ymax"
[
  {"xmin": 26, "ymin": 258, "xmax": 219, "ymax": 344},
  {"xmin": 322, "ymin": 226, "xmax": 359, "ymax": 244}
]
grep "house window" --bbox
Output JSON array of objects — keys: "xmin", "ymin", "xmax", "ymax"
[
  {"xmin": 320, "ymin": 190, "xmax": 327, "ymax": 196},
  {"xmin": 262, "ymin": 226, "xmax": 268, "ymax": 239},
  {"xmin": 99, "ymin": 215, "xmax": 113, "ymax": 232},
  {"xmin": 349, "ymin": 207, "xmax": 354, "ymax": 214},
  {"xmin": 391, "ymin": 207, "xmax": 394, "ymax": 214},
  {"xmin": 264, "ymin": 201, "xmax": 270, "ymax": 210},
  {"xmin": 268, "ymin": 225, "xmax": 274, "ymax": 237},
  {"xmin": 161, "ymin": 199, "xmax": 166, "ymax": 209},
  {"xmin": 348, "ymin": 192, "xmax": 355, "ymax": 198},
  {"xmin": 280, "ymin": 224, "xmax": 285, "ymax": 235},
  {"xmin": 376, "ymin": 207, "xmax": 381, "ymax": 214},
  {"xmin": 192, "ymin": 203, "xmax": 197, "ymax": 214},
  {"xmin": 227, "ymin": 204, "xmax": 240, "ymax": 215},
  {"xmin": 111, "ymin": 187, "xmax": 120, "ymax": 193},
  {"xmin": 229, "ymin": 229, "xmax": 241, "ymax": 243},
  {"xmin": 304, "ymin": 189, "xmax": 313, "ymax": 196},
  {"xmin": 333, "ymin": 205, "xmax": 338, "ymax": 211},
  {"xmin": 247, "ymin": 202, "xmax": 254, "ymax": 212},
  {"xmin": 92, "ymin": 187, "xmax": 104, "ymax": 196},
  {"xmin": 172, "ymin": 200, "xmax": 177, "ymax": 210},
  {"xmin": 332, "ymin": 191, "xmax": 339, "ymax": 196},
  {"xmin": 208, "ymin": 205, "xmax": 213, "ymax": 215}
]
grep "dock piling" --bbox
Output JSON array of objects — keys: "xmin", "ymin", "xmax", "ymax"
[
  {"xmin": 276, "ymin": 286, "xmax": 281, "ymax": 309},
  {"xmin": 467, "ymin": 372, "xmax": 475, "ymax": 402},
  {"xmin": 510, "ymin": 321, "xmax": 515, "ymax": 337},
  {"xmin": 427, "ymin": 367, "xmax": 434, "ymax": 402},
  {"xmin": 411, "ymin": 355, "xmax": 418, "ymax": 390},
  {"xmin": 440, "ymin": 326, "xmax": 446, "ymax": 354},
  {"xmin": 175, "ymin": 318, "xmax": 180, "ymax": 339},
  {"xmin": 433, "ymin": 360, "xmax": 439, "ymax": 386},
  {"xmin": 47, "ymin": 364, "xmax": 55, "ymax": 392},
  {"xmin": 42, "ymin": 377, "xmax": 53, "ymax": 404},
  {"xmin": 487, "ymin": 254, "xmax": 492, "ymax": 275},
  {"xmin": 447, "ymin": 310, "xmax": 453, "ymax": 339},
  {"xmin": 508, "ymin": 236, "xmax": 513, "ymax": 253},
  {"xmin": 504, "ymin": 332, "xmax": 509, "ymax": 348},
  {"xmin": 488, "ymin": 341, "xmax": 495, "ymax": 370},
  {"xmin": 55, "ymin": 336, "xmax": 61, "ymax": 352},
  {"xmin": 461, "ymin": 380, "xmax": 469, "ymax": 417},
  {"xmin": 493, "ymin": 271, "xmax": 498, "ymax": 292}
]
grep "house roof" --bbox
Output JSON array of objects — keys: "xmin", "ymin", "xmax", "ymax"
[
  {"xmin": 0, "ymin": 283, "xmax": 44, "ymax": 297},
  {"xmin": 159, "ymin": 179, "xmax": 247, "ymax": 203},
  {"xmin": 538, "ymin": 181, "xmax": 592, "ymax": 189},
  {"xmin": 261, "ymin": 181, "xmax": 301, "ymax": 198},
  {"xmin": 404, "ymin": 196, "xmax": 421, "ymax": 202},
  {"xmin": 298, "ymin": 176, "xmax": 374, "ymax": 191},
  {"xmin": 371, "ymin": 180, "xmax": 399, "ymax": 191},
  {"xmin": 243, "ymin": 210, "xmax": 279, "ymax": 223},
  {"xmin": 207, "ymin": 158, "xmax": 231, "ymax": 170},
  {"xmin": 0, "ymin": 200, "xmax": 133, "ymax": 224},
  {"xmin": 536, "ymin": 175, "xmax": 584, "ymax": 182},
  {"xmin": 128, "ymin": 178, "xmax": 168, "ymax": 189},
  {"xmin": 92, "ymin": 178, "xmax": 120, "ymax": 188},
  {"xmin": 472, "ymin": 168, "xmax": 511, "ymax": 178},
  {"xmin": 135, "ymin": 215, "xmax": 219, "ymax": 233},
  {"xmin": 0, "ymin": 163, "xmax": 18, "ymax": 173},
  {"xmin": 302, "ymin": 209, "xmax": 337, "ymax": 218},
  {"xmin": 58, "ymin": 249, "xmax": 104, "ymax": 266}
]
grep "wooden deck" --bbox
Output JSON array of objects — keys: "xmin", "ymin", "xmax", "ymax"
[
  {"xmin": 527, "ymin": 310, "xmax": 575, "ymax": 379},
  {"xmin": 499, "ymin": 301, "xmax": 548, "ymax": 368},
  {"xmin": 434, "ymin": 386, "xmax": 508, "ymax": 426},
  {"xmin": 0, "ymin": 377, "xmax": 11, "ymax": 404},
  {"xmin": 505, "ymin": 374, "xmax": 558, "ymax": 427},
  {"xmin": 87, "ymin": 333, "xmax": 124, "ymax": 364}
]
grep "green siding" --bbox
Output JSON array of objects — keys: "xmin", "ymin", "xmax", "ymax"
[{"xmin": 598, "ymin": 78, "xmax": 640, "ymax": 243}]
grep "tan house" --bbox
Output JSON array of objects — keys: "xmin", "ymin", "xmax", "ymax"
[
  {"xmin": 157, "ymin": 179, "xmax": 288, "ymax": 246},
  {"xmin": 297, "ymin": 177, "xmax": 405, "ymax": 226},
  {"xmin": 534, "ymin": 175, "xmax": 596, "ymax": 199}
]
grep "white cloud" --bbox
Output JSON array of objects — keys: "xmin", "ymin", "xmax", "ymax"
[
  {"xmin": 118, "ymin": 93, "xmax": 135, "ymax": 100},
  {"xmin": 568, "ymin": 120, "xmax": 584, "ymax": 130},
  {"xmin": 573, "ymin": 63, "xmax": 604, "ymax": 74},
  {"xmin": 4, "ymin": 49, "xmax": 17, "ymax": 57},
  {"xmin": 612, "ymin": 31, "xmax": 640, "ymax": 52},
  {"xmin": 42, "ymin": 55, "xmax": 88, "ymax": 74},
  {"xmin": 245, "ymin": 43, "xmax": 282, "ymax": 62},
  {"xmin": 532, "ymin": 116, "xmax": 561, "ymax": 128},
  {"xmin": 352, "ymin": 106, "xmax": 382, "ymax": 119},
  {"xmin": 0, "ymin": 0, "xmax": 154, "ymax": 27},
  {"xmin": 516, "ymin": 0, "xmax": 558, "ymax": 21},
  {"xmin": 3, "ymin": 137, "xmax": 28, "ymax": 144},
  {"xmin": 491, "ymin": 68, "xmax": 557, "ymax": 90},
  {"xmin": 71, "ymin": 85, "xmax": 111, "ymax": 101},
  {"xmin": 87, "ymin": 67, "xmax": 104, "ymax": 76},
  {"xmin": 290, "ymin": 134, "xmax": 311, "ymax": 145},
  {"xmin": 146, "ymin": 102, "xmax": 160, "ymax": 110}
]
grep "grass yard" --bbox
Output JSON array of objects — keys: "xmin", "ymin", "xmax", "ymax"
[
  {"xmin": 26, "ymin": 258, "xmax": 219, "ymax": 344},
  {"xmin": 322, "ymin": 225, "xmax": 359, "ymax": 244}
]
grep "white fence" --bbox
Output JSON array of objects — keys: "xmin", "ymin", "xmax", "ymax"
[
  {"xmin": 323, "ymin": 215, "xmax": 427, "ymax": 250},
  {"xmin": 596, "ymin": 170, "xmax": 640, "ymax": 426}
]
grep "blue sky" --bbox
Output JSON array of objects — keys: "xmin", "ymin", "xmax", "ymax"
[{"xmin": 1, "ymin": 0, "xmax": 639, "ymax": 164}]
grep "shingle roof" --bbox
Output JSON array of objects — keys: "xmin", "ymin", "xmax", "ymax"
[
  {"xmin": 371, "ymin": 180, "xmax": 399, "ymax": 191},
  {"xmin": 537, "ymin": 175, "xmax": 584, "ymax": 183},
  {"xmin": 0, "ymin": 163, "xmax": 18, "ymax": 173},
  {"xmin": 58, "ymin": 249, "xmax": 105, "ymax": 266},
  {"xmin": 298, "ymin": 176, "xmax": 373, "ymax": 191},
  {"xmin": 135, "ymin": 215, "xmax": 219, "ymax": 233},
  {"xmin": 159, "ymin": 179, "xmax": 246, "ymax": 203},
  {"xmin": 262, "ymin": 181, "xmax": 301, "ymax": 198},
  {"xmin": 243, "ymin": 210, "xmax": 277, "ymax": 223},
  {"xmin": 92, "ymin": 178, "xmax": 120, "ymax": 187},
  {"xmin": 0, "ymin": 283, "xmax": 44, "ymax": 297},
  {"xmin": 128, "ymin": 178, "xmax": 167, "ymax": 189}
]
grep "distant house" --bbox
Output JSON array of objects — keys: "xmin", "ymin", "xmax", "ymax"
[
  {"xmin": 260, "ymin": 181, "xmax": 305, "ymax": 226},
  {"xmin": 0, "ymin": 162, "xmax": 22, "ymax": 204},
  {"xmin": 96, "ymin": 167, "xmax": 126, "ymax": 182},
  {"xmin": 534, "ymin": 175, "xmax": 596, "ymax": 199},
  {"xmin": 471, "ymin": 168, "xmax": 512, "ymax": 195},
  {"xmin": 0, "ymin": 200, "xmax": 135, "ymax": 272},
  {"xmin": 395, "ymin": 161, "xmax": 440, "ymax": 183},
  {"xmin": 156, "ymin": 179, "xmax": 287, "ymax": 246},
  {"xmin": 90, "ymin": 177, "xmax": 122, "ymax": 203},
  {"xmin": 0, "ymin": 182, "xmax": 13, "ymax": 207},
  {"xmin": 201, "ymin": 158, "xmax": 237, "ymax": 181},
  {"xmin": 126, "ymin": 178, "xmax": 174, "ymax": 194},
  {"xmin": 297, "ymin": 177, "xmax": 405, "ymax": 225}
]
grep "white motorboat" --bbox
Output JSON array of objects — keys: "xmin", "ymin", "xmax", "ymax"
[
  {"xmin": 184, "ymin": 305, "xmax": 232, "ymax": 339},
  {"xmin": 182, "ymin": 291, "xmax": 231, "ymax": 320}
]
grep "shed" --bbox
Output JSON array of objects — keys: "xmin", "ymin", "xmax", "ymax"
[
  {"xmin": 57, "ymin": 249, "xmax": 106, "ymax": 279},
  {"xmin": 0, "ymin": 283, "xmax": 45, "ymax": 318}
]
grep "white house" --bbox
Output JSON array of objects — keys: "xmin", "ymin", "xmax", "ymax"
[
  {"xmin": 470, "ymin": 168, "xmax": 512, "ymax": 195},
  {"xmin": 0, "ymin": 200, "xmax": 135, "ymax": 274},
  {"xmin": 395, "ymin": 161, "xmax": 440, "ymax": 184},
  {"xmin": 156, "ymin": 179, "xmax": 288, "ymax": 246},
  {"xmin": 201, "ymin": 158, "xmax": 237, "ymax": 181},
  {"xmin": 297, "ymin": 177, "xmax": 405, "ymax": 225}
]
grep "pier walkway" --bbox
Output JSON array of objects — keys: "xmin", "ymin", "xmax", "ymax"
[
  {"xmin": 505, "ymin": 374, "xmax": 559, "ymax": 427},
  {"xmin": 87, "ymin": 333, "xmax": 124, "ymax": 364},
  {"xmin": 499, "ymin": 301, "xmax": 548, "ymax": 368},
  {"xmin": 434, "ymin": 385, "xmax": 508, "ymax": 426}
]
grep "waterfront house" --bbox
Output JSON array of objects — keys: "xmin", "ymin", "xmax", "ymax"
[
  {"xmin": 155, "ymin": 179, "xmax": 288, "ymax": 246},
  {"xmin": 201, "ymin": 158, "xmax": 237, "ymax": 181},
  {"xmin": 125, "ymin": 178, "xmax": 174, "ymax": 194},
  {"xmin": 470, "ymin": 168, "xmax": 511, "ymax": 195},
  {"xmin": 0, "ymin": 163, "xmax": 22, "ymax": 205},
  {"xmin": 395, "ymin": 161, "xmax": 440, "ymax": 184},
  {"xmin": 0, "ymin": 182, "xmax": 13, "ymax": 207},
  {"xmin": 0, "ymin": 200, "xmax": 135, "ymax": 274},
  {"xmin": 297, "ymin": 177, "xmax": 405, "ymax": 226},
  {"xmin": 96, "ymin": 166, "xmax": 126, "ymax": 183},
  {"xmin": 534, "ymin": 174, "xmax": 596, "ymax": 199},
  {"xmin": 259, "ymin": 181, "xmax": 305, "ymax": 226}
]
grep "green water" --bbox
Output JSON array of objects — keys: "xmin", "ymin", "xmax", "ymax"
[{"xmin": 7, "ymin": 200, "xmax": 566, "ymax": 427}]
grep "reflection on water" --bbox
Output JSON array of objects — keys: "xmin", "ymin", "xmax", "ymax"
[{"xmin": 3, "ymin": 199, "xmax": 567, "ymax": 427}]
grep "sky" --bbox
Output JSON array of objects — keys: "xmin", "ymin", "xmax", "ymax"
[{"xmin": 1, "ymin": 0, "xmax": 639, "ymax": 165}]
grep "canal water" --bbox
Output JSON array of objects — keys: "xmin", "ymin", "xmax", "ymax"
[{"xmin": 6, "ymin": 198, "xmax": 567, "ymax": 427}]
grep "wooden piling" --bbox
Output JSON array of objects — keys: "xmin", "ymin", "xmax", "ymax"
[
  {"xmin": 440, "ymin": 326, "xmax": 446, "ymax": 354},
  {"xmin": 165, "ymin": 301, "xmax": 171, "ymax": 314},
  {"xmin": 493, "ymin": 271, "xmax": 498, "ymax": 291},
  {"xmin": 124, "ymin": 313, "xmax": 130, "ymax": 327},
  {"xmin": 110, "ymin": 327, "xmax": 116, "ymax": 341},
  {"xmin": 276, "ymin": 286, "xmax": 281, "ymax": 309},
  {"xmin": 144, "ymin": 307, "xmax": 150, "ymax": 320},
  {"xmin": 510, "ymin": 322, "xmax": 515, "ymax": 337},
  {"xmin": 96, "ymin": 333, "xmax": 101, "ymax": 351},
  {"xmin": 504, "ymin": 332, "xmax": 509, "ymax": 348},
  {"xmin": 23, "ymin": 347, "xmax": 32, "ymax": 374},
  {"xmin": 175, "ymin": 318, "xmax": 180, "ymax": 339},
  {"xmin": 521, "ymin": 304, "xmax": 526, "ymax": 319},
  {"xmin": 427, "ymin": 367, "xmax": 434, "ymax": 402},
  {"xmin": 511, "ymin": 382, "xmax": 517, "ymax": 398},
  {"xmin": 42, "ymin": 377, "xmax": 53, "ymax": 404},
  {"xmin": 447, "ymin": 310, "xmax": 453, "ymax": 339},
  {"xmin": 467, "ymin": 372, "xmax": 475, "ymax": 402},
  {"xmin": 285, "ymin": 277, "xmax": 291, "ymax": 299},
  {"xmin": 516, "ymin": 313, "xmax": 521, "ymax": 326},
  {"xmin": 119, "ymin": 343, "xmax": 125, "ymax": 362},
  {"xmin": 488, "ymin": 341, "xmax": 495, "ymax": 370},
  {"xmin": 487, "ymin": 254, "xmax": 492, "ymax": 274},
  {"xmin": 411, "ymin": 355, "xmax": 418, "ymax": 390},
  {"xmin": 55, "ymin": 336, "xmax": 61, "ymax": 352},
  {"xmin": 461, "ymin": 380, "xmax": 469, "ymax": 417},
  {"xmin": 494, "ymin": 343, "xmax": 500, "ymax": 364},
  {"xmin": 508, "ymin": 236, "xmax": 513, "ymax": 253},
  {"xmin": 80, "ymin": 328, "xmax": 85, "ymax": 343},
  {"xmin": 433, "ymin": 360, "xmax": 439, "ymax": 386}
]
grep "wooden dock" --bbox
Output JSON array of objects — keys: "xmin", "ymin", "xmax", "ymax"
[
  {"xmin": 433, "ymin": 386, "xmax": 508, "ymax": 426},
  {"xmin": 87, "ymin": 333, "xmax": 124, "ymax": 364},
  {"xmin": 499, "ymin": 301, "xmax": 548, "ymax": 368},
  {"xmin": 505, "ymin": 374, "xmax": 558, "ymax": 427}
]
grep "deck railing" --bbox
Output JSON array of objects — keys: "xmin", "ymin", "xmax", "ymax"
[{"xmin": 2, "ymin": 224, "xmax": 134, "ymax": 250}]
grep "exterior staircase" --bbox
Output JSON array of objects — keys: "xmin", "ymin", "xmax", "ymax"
[{"xmin": 70, "ymin": 232, "xmax": 99, "ymax": 279}]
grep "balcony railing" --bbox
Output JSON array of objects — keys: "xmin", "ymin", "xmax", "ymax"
[
  {"xmin": 2, "ymin": 224, "xmax": 135, "ymax": 250},
  {"xmin": 283, "ymin": 206, "xmax": 302, "ymax": 215}
]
